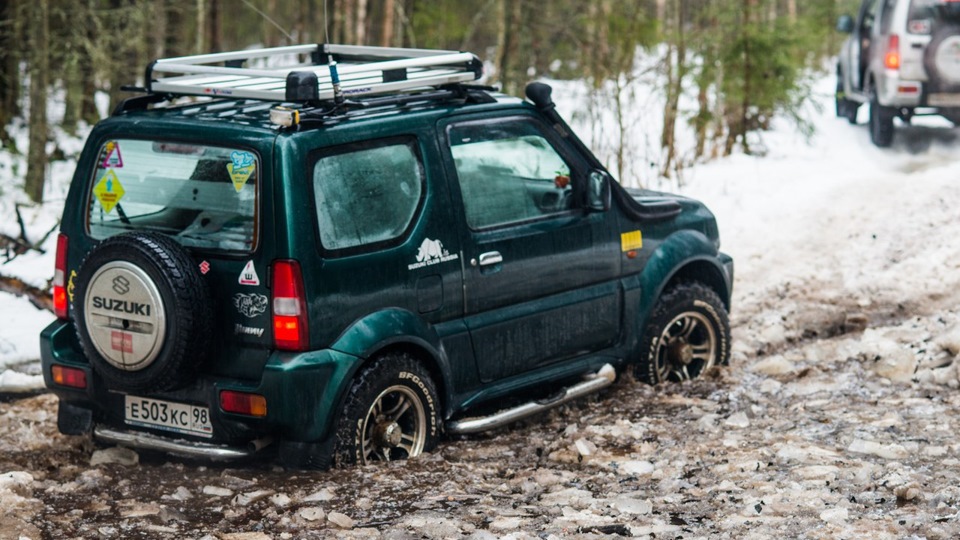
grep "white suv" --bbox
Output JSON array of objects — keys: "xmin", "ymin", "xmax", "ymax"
[{"xmin": 836, "ymin": 0, "xmax": 960, "ymax": 146}]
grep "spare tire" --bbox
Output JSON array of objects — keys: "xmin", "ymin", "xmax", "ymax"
[
  {"xmin": 72, "ymin": 231, "xmax": 212, "ymax": 393},
  {"xmin": 924, "ymin": 25, "xmax": 960, "ymax": 93}
]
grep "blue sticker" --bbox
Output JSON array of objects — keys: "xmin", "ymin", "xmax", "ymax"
[{"xmin": 231, "ymin": 151, "xmax": 255, "ymax": 170}]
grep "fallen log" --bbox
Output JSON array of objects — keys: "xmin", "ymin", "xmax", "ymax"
[{"xmin": 0, "ymin": 274, "xmax": 53, "ymax": 313}]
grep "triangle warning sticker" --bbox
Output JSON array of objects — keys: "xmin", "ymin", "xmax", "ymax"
[
  {"xmin": 238, "ymin": 260, "xmax": 260, "ymax": 286},
  {"xmin": 101, "ymin": 141, "xmax": 124, "ymax": 168}
]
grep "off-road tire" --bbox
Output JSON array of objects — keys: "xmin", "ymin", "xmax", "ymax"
[
  {"xmin": 836, "ymin": 71, "xmax": 859, "ymax": 124},
  {"xmin": 636, "ymin": 282, "xmax": 730, "ymax": 385},
  {"xmin": 869, "ymin": 87, "xmax": 895, "ymax": 148},
  {"xmin": 73, "ymin": 231, "xmax": 212, "ymax": 393},
  {"xmin": 334, "ymin": 353, "xmax": 440, "ymax": 467}
]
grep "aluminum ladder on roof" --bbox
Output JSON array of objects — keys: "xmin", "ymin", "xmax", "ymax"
[{"xmin": 146, "ymin": 43, "xmax": 483, "ymax": 103}]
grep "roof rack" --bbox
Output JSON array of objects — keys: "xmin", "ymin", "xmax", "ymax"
[{"xmin": 146, "ymin": 43, "xmax": 483, "ymax": 103}]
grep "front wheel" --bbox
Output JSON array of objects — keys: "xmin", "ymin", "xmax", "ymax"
[
  {"xmin": 334, "ymin": 353, "xmax": 440, "ymax": 466},
  {"xmin": 636, "ymin": 282, "xmax": 731, "ymax": 384}
]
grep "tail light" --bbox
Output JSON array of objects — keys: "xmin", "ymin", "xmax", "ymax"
[
  {"xmin": 220, "ymin": 390, "xmax": 267, "ymax": 417},
  {"xmin": 885, "ymin": 34, "xmax": 900, "ymax": 70},
  {"xmin": 272, "ymin": 260, "xmax": 308, "ymax": 351},
  {"xmin": 53, "ymin": 233, "xmax": 69, "ymax": 319},
  {"xmin": 52, "ymin": 365, "xmax": 87, "ymax": 389}
]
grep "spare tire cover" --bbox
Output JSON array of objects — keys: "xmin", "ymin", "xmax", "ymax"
[
  {"xmin": 925, "ymin": 26, "xmax": 960, "ymax": 92},
  {"xmin": 73, "ymin": 231, "xmax": 212, "ymax": 393}
]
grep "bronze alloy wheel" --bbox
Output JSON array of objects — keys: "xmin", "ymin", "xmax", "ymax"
[
  {"xmin": 653, "ymin": 310, "xmax": 718, "ymax": 382},
  {"xmin": 637, "ymin": 282, "xmax": 731, "ymax": 385},
  {"xmin": 359, "ymin": 385, "xmax": 427, "ymax": 463},
  {"xmin": 335, "ymin": 353, "xmax": 441, "ymax": 467}
]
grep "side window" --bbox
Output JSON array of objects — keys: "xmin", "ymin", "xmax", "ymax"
[
  {"xmin": 312, "ymin": 139, "xmax": 424, "ymax": 251},
  {"xmin": 449, "ymin": 119, "xmax": 574, "ymax": 230},
  {"xmin": 879, "ymin": 0, "xmax": 896, "ymax": 32}
]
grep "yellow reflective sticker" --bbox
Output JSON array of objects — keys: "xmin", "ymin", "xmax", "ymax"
[
  {"xmin": 621, "ymin": 230, "xmax": 643, "ymax": 252},
  {"xmin": 93, "ymin": 170, "xmax": 125, "ymax": 214},
  {"xmin": 67, "ymin": 270, "xmax": 77, "ymax": 303}
]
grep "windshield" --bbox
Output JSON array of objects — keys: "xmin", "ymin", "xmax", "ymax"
[
  {"xmin": 86, "ymin": 139, "xmax": 259, "ymax": 251},
  {"xmin": 908, "ymin": 0, "xmax": 960, "ymax": 34}
]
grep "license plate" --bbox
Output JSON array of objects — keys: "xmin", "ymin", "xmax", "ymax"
[{"xmin": 124, "ymin": 395, "xmax": 213, "ymax": 438}]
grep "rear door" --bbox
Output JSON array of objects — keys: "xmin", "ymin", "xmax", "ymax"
[
  {"xmin": 82, "ymin": 135, "xmax": 276, "ymax": 380},
  {"xmin": 439, "ymin": 112, "xmax": 622, "ymax": 383}
]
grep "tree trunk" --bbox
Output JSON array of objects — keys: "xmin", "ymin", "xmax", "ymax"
[
  {"xmin": 0, "ymin": 1, "xmax": 21, "ymax": 144},
  {"xmin": 660, "ymin": 0, "xmax": 687, "ymax": 178},
  {"xmin": 381, "ymin": 0, "xmax": 395, "ymax": 46},
  {"xmin": 342, "ymin": 0, "xmax": 356, "ymax": 43},
  {"xmin": 196, "ymin": 0, "xmax": 206, "ymax": 53},
  {"xmin": 165, "ymin": 0, "xmax": 185, "ymax": 58},
  {"xmin": 356, "ymin": 0, "xmax": 368, "ymax": 44},
  {"xmin": 208, "ymin": 0, "xmax": 222, "ymax": 52},
  {"xmin": 25, "ymin": 0, "xmax": 50, "ymax": 203}
]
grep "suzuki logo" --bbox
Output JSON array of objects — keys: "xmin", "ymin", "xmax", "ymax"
[{"xmin": 112, "ymin": 275, "xmax": 131, "ymax": 295}]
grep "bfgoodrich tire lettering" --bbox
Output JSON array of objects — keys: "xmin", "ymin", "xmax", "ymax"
[
  {"xmin": 334, "ymin": 353, "xmax": 440, "ymax": 467},
  {"xmin": 636, "ymin": 282, "xmax": 731, "ymax": 384},
  {"xmin": 73, "ymin": 232, "xmax": 212, "ymax": 393}
]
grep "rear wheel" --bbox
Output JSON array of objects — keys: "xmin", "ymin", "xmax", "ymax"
[
  {"xmin": 334, "ymin": 354, "xmax": 440, "ymax": 466},
  {"xmin": 869, "ymin": 87, "xmax": 895, "ymax": 148},
  {"xmin": 836, "ymin": 71, "xmax": 859, "ymax": 124},
  {"xmin": 636, "ymin": 282, "xmax": 730, "ymax": 385}
]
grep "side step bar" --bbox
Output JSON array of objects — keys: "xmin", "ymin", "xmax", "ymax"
[{"xmin": 446, "ymin": 363, "xmax": 616, "ymax": 435}]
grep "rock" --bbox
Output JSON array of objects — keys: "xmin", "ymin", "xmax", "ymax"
[
  {"xmin": 0, "ymin": 471, "xmax": 33, "ymax": 498},
  {"xmin": 895, "ymin": 482, "xmax": 922, "ymax": 502},
  {"xmin": 819, "ymin": 507, "xmax": 848, "ymax": 523},
  {"xmin": 303, "ymin": 487, "xmax": 336, "ymax": 502},
  {"xmin": 574, "ymin": 438, "xmax": 597, "ymax": 457},
  {"xmin": 619, "ymin": 460, "xmax": 655, "ymax": 476},
  {"xmin": 167, "ymin": 486, "xmax": 193, "ymax": 502},
  {"xmin": 724, "ymin": 412, "xmax": 750, "ymax": 428},
  {"xmin": 119, "ymin": 503, "xmax": 160, "ymax": 518},
  {"xmin": 609, "ymin": 497, "xmax": 652, "ymax": 515},
  {"xmin": 201, "ymin": 485, "xmax": 234, "ymax": 497},
  {"xmin": 221, "ymin": 533, "xmax": 272, "ymax": 540},
  {"xmin": 328, "ymin": 511, "xmax": 354, "ymax": 529},
  {"xmin": 489, "ymin": 516, "xmax": 525, "ymax": 531},
  {"xmin": 847, "ymin": 439, "xmax": 909, "ymax": 460},
  {"xmin": 299, "ymin": 507, "xmax": 326, "ymax": 522},
  {"xmin": 540, "ymin": 487, "xmax": 595, "ymax": 508},
  {"xmin": 90, "ymin": 447, "xmax": 139, "ymax": 467},
  {"xmin": 232, "ymin": 489, "xmax": 273, "ymax": 506},
  {"xmin": 750, "ymin": 355, "xmax": 794, "ymax": 376},
  {"xmin": 843, "ymin": 313, "xmax": 869, "ymax": 333},
  {"xmin": 270, "ymin": 493, "xmax": 292, "ymax": 507}
]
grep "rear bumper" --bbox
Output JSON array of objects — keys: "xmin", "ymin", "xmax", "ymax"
[{"xmin": 41, "ymin": 320, "xmax": 361, "ymax": 460}]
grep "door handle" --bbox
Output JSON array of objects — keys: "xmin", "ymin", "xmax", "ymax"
[{"xmin": 477, "ymin": 251, "xmax": 503, "ymax": 267}]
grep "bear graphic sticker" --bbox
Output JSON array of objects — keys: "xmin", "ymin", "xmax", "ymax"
[{"xmin": 408, "ymin": 238, "xmax": 458, "ymax": 270}]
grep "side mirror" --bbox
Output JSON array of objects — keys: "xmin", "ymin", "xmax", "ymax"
[
  {"xmin": 836, "ymin": 14, "xmax": 854, "ymax": 34},
  {"xmin": 587, "ymin": 170, "xmax": 611, "ymax": 212}
]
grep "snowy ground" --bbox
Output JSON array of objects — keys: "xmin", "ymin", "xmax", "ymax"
[{"xmin": 3, "ymin": 73, "xmax": 960, "ymax": 538}]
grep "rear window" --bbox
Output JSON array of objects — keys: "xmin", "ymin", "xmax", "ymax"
[
  {"xmin": 86, "ymin": 140, "xmax": 259, "ymax": 251},
  {"xmin": 908, "ymin": 0, "xmax": 960, "ymax": 34}
]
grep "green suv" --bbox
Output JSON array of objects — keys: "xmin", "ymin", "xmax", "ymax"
[{"xmin": 41, "ymin": 44, "xmax": 733, "ymax": 468}]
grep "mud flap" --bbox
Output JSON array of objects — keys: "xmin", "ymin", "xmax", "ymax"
[{"xmin": 58, "ymin": 402, "xmax": 93, "ymax": 435}]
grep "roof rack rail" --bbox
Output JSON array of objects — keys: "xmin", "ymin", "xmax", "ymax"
[{"xmin": 145, "ymin": 43, "xmax": 483, "ymax": 103}]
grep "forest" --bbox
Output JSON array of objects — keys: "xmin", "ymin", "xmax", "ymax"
[{"xmin": 0, "ymin": 0, "xmax": 858, "ymax": 203}]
